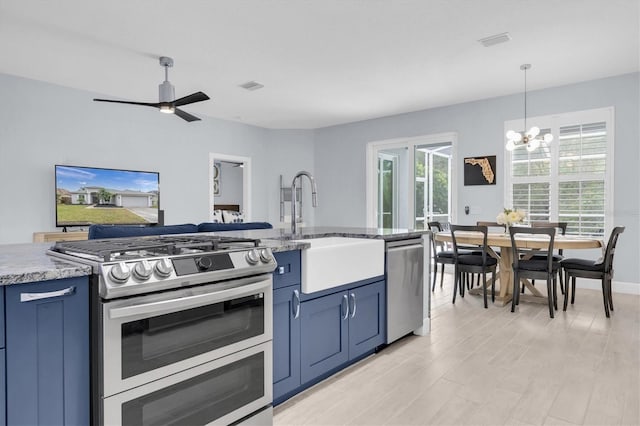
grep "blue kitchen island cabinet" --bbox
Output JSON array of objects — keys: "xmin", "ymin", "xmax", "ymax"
[
  {"xmin": 0, "ymin": 289, "xmax": 5, "ymax": 426},
  {"xmin": 272, "ymin": 251, "xmax": 302, "ymax": 403},
  {"xmin": 5, "ymin": 277, "xmax": 90, "ymax": 426},
  {"xmin": 300, "ymin": 278, "xmax": 385, "ymax": 384},
  {"xmin": 273, "ymin": 284, "xmax": 302, "ymax": 401}
]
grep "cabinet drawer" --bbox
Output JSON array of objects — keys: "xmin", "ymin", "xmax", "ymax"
[{"xmin": 273, "ymin": 251, "xmax": 301, "ymax": 289}]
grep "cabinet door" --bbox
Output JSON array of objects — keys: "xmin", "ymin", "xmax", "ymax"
[
  {"xmin": 348, "ymin": 280, "xmax": 386, "ymax": 360},
  {"xmin": 300, "ymin": 291, "xmax": 349, "ymax": 384},
  {"xmin": 273, "ymin": 285, "xmax": 301, "ymax": 401},
  {"xmin": 5, "ymin": 277, "xmax": 89, "ymax": 426},
  {"xmin": 0, "ymin": 349, "xmax": 5, "ymax": 426}
]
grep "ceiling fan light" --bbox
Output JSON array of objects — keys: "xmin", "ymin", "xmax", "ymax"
[{"xmin": 159, "ymin": 105, "xmax": 175, "ymax": 114}]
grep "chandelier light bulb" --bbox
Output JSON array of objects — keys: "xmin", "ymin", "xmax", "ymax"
[
  {"xmin": 527, "ymin": 138, "xmax": 541, "ymax": 152},
  {"xmin": 544, "ymin": 133, "xmax": 554, "ymax": 143},
  {"xmin": 506, "ymin": 139, "xmax": 516, "ymax": 151},
  {"xmin": 528, "ymin": 126, "xmax": 540, "ymax": 138}
]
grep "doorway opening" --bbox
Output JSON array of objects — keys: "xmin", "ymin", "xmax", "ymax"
[{"xmin": 208, "ymin": 153, "xmax": 252, "ymax": 221}]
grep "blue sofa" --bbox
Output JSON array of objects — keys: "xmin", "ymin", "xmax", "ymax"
[{"xmin": 88, "ymin": 222, "xmax": 273, "ymax": 239}]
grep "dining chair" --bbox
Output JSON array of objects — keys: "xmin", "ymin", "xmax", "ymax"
[
  {"xmin": 509, "ymin": 226, "xmax": 560, "ymax": 318},
  {"xmin": 428, "ymin": 221, "xmax": 476, "ymax": 291},
  {"xmin": 528, "ymin": 222, "xmax": 568, "ymax": 294},
  {"xmin": 428, "ymin": 221, "xmax": 455, "ymax": 291},
  {"xmin": 450, "ymin": 225, "xmax": 497, "ymax": 308},
  {"xmin": 561, "ymin": 226, "xmax": 625, "ymax": 318},
  {"xmin": 476, "ymin": 221, "xmax": 507, "ymax": 233}
]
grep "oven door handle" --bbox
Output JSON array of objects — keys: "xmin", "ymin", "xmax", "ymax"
[{"xmin": 108, "ymin": 280, "xmax": 270, "ymax": 320}]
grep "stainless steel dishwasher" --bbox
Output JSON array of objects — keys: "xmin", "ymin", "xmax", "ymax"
[{"xmin": 385, "ymin": 238, "xmax": 424, "ymax": 344}]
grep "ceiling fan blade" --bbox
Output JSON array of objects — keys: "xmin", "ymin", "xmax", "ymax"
[
  {"xmin": 174, "ymin": 108, "xmax": 201, "ymax": 122},
  {"xmin": 93, "ymin": 98, "xmax": 160, "ymax": 108},
  {"xmin": 172, "ymin": 91, "xmax": 210, "ymax": 107}
]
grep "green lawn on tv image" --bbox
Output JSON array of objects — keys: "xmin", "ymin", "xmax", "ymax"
[{"xmin": 56, "ymin": 204, "xmax": 148, "ymax": 224}]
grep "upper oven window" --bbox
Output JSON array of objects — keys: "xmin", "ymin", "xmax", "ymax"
[{"xmin": 121, "ymin": 294, "xmax": 264, "ymax": 379}]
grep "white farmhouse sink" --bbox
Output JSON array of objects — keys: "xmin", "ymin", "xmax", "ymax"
[{"xmin": 293, "ymin": 237, "xmax": 385, "ymax": 294}]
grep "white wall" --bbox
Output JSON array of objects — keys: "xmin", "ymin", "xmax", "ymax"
[
  {"xmin": 313, "ymin": 73, "xmax": 640, "ymax": 284},
  {"xmin": 0, "ymin": 73, "xmax": 314, "ymax": 242}
]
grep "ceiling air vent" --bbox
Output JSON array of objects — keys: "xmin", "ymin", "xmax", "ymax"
[
  {"xmin": 478, "ymin": 32, "xmax": 511, "ymax": 47},
  {"xmin": 239, "ymin": 81, "xmax": 264, "ymax": 91}
]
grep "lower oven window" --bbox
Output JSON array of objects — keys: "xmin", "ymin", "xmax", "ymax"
[
  {"xmin": 121, "ymin": 294, "xmax": 264, "ymax": 379},
  {"xmin": 122, "ymin": 352, "xmax": 264, "ymax": 426}
]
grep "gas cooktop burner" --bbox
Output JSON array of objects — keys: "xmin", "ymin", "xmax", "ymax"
[
  {"xmin": 48, "ymin": 234, "xmax": 276, "ymax": 300},
  {"xmin": 50, "ymin": 234, "xmax": 261, "ymax": 262}
]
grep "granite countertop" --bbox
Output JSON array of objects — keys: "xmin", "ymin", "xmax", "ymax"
[
  {"xmin": 0, "ymin": 226, "xmax": 430, "ymax": 286},
  {"xmin": 207, "ymin": 226, "xmax": 430, "ymax": 244},
  {"xmin": 0, "ymin": 242, "xmax": 92, "ymax": 286}
]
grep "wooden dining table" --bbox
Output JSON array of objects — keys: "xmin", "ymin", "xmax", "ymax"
[{"xmin": 434, "ymin": 231, "xmax": 604, "ymax": 306}]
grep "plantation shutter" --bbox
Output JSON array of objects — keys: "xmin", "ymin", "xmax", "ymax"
[
  {"xmin": 557, "ymin": 122, "xmax": 607, "ymax": 235},
  {"xmin": 506, "ymin": 110, "xmax": 610, "ymax": 237}
]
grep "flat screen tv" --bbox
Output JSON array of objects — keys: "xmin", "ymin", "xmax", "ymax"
[{"xmin": 55, "ymin": 165, "xmax": 160, "ymax": 227}]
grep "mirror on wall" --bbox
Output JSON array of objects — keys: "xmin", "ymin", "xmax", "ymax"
[{"xmin": 208, "ymin": 153, "xmax": 252, "ymax": 221}]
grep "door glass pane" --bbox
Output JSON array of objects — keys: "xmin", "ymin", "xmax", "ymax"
[
  {"xmin": 122, "ymin": 352, "xmax": 264, "ymax": 426},
  {"xmin": 382, "ymin": 159, "xmax": 393, "ymax": 228},
  {"xmin": 432, "ymin": 154, "xmax": 450, "ymax": 220},
  {"xmin": 121, "ymin": 294, "xmax": 264, "ymax": 379},
  {"xmin": 415, "ymin": 143, "xmax": 452, "ymax": 227}
]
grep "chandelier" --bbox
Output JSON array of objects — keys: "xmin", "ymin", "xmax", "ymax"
[{"xmin": 506, "ymin": 64, "xmax": 553, "ymax": 152}]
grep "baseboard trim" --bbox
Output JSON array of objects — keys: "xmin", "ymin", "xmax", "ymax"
[{"xmin": 574, "ymin": 279, "xmax": 640, "ymax": 295}]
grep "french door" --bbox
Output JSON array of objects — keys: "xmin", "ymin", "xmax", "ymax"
[{"xmin": 367, "ymin": 134, "xmax": 455, "ymax": 229}]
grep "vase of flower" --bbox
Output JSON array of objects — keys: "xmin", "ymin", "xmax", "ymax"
[{"xmin": 497, "ymin": 208, "xmax": 526, "ymax": 235}]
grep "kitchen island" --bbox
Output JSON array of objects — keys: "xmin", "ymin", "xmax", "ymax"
[{"xmin": 0, "ymin": 226, "xmax": 429, "ymax": 424}]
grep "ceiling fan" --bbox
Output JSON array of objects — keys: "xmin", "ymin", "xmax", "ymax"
[{"xmin": 93, "ymin": 56, "xmax": 210, "ymax": 122}]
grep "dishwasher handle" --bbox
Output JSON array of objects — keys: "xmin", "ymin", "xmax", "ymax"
[{"xmin": 385, "ymin": 238, "xmax": 424, "ymax": 250}]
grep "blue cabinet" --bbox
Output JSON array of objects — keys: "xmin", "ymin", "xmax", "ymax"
[
  {"xmin": 272, "ymin": 249, "xmax": 386, "ymax": 404},
  {"xmin": 300, "ymin": 279, "xmax": 385, "ymax": 384},
  {"xmin": 0, "ymin": 289, "xmax": 4, "ymax": 426},
  {"xmin": 5, "ymin": 277, "xmax": 90, "ymax": 426},
  {"xmin": 273, "ymin": 284, "xmax": 301, "ymax": 401},
  {"xmin": 300, "ymin": 290, "xmax": 349, "ymax": 383},
  {"xmin": 348, "ymin": 280, "xmax": 386, "ymax": 360},
  {"xmin": 272, "ymin": 251, "xmax": 302, "ymax": 403},
  {"xmin": 0, "ymin": 349, "xmax": 5, "ymax": 426}
]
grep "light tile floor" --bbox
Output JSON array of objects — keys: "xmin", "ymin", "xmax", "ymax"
[{"xmin": 274, "ymin": 273, "xmax": 640, "ymax": 425}]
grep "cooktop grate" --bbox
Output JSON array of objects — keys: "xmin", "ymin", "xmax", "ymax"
[{"xmin": 50, "ymin": 234, "xmax": 261, "ymax": 262}]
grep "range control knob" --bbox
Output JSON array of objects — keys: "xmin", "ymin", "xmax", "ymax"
[
  {"xmin": 154, "ymin": 258, "xmax": 173, "ymax": 278},
  {"xmin": 259, "ymin": 248, "xmax": 273, "ymax": 263},
  {"xmin": 132, "ymin": 260, "xmax": 153, "ymax": 281},
  {"xmin": 196, "ymin": 256, "xmax": 213, "ymax": 271},
  {"xmin": 109, "ymin": 262, "xmax": 131, "ymax": 284},
  {"xmin": 245, "ymin": 249, "xmax": 260, "ymax": 265}
]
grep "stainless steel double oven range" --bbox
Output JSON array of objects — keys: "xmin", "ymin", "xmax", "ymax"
[{"xmin": 49, "ymin": 234, "xmax": 276, "ymax": 426}]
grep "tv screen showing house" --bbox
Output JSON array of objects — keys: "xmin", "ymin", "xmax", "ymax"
[{"xmin": 55, "ymin": 165, "xmax": 160, "ymax": 227}]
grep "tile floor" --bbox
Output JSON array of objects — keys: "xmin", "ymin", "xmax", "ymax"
[{"xmin": 274, "ymin": 273, "xmax": 640, "ymax": 425}]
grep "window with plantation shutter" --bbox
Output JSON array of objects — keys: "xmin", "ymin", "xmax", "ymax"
[{"xmin": 505, "ymin": 108, "xmax": 613, "ymax": 237}]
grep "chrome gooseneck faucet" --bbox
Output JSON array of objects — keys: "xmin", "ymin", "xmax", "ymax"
[{"xmin": 291, "ymin": 171, "xmax": 318, "ymax": 235}]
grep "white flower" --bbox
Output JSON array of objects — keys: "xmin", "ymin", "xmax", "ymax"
[
  {"xmin": 496, "ymin": 212, "xmax": 507, "ymax": 225},
  {"xmin": 497, "ymin": 207, "xmax": 526, "ymax": 226}
]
